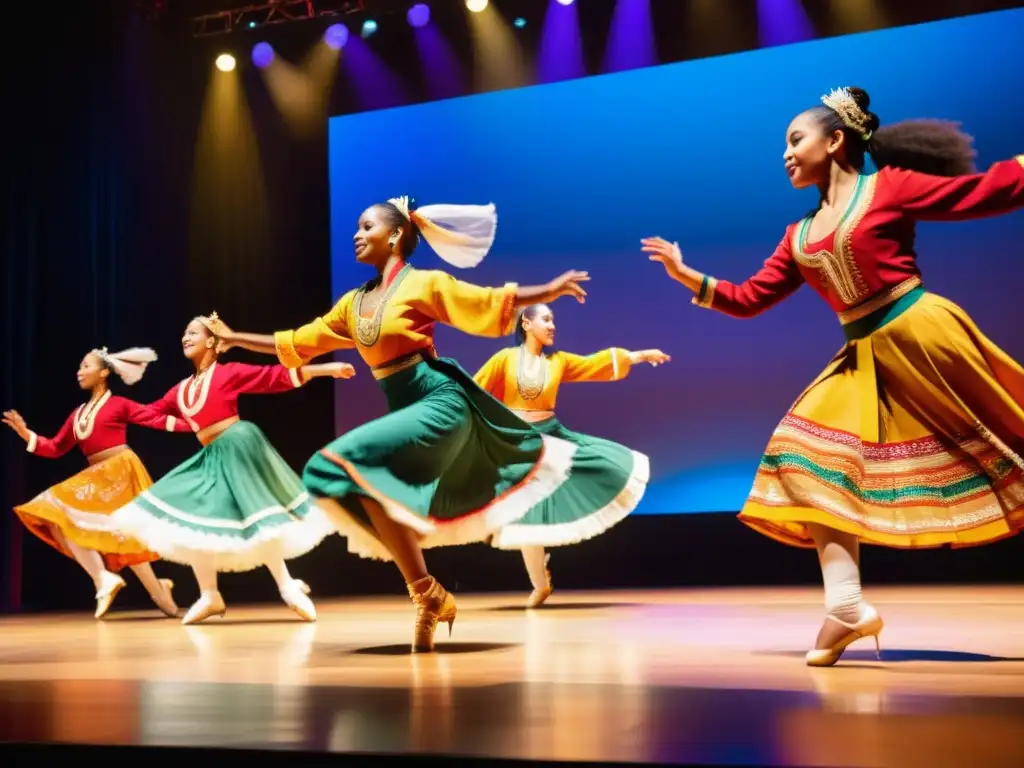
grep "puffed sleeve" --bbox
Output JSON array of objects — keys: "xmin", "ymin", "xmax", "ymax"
[{"xmin": 274, "ymin": 290, "xmax": 357, "ymax": 368}]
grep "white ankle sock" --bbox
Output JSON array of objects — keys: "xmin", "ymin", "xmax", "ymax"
[{"xmin": 809, "ymin": 524, "xmax": 864, "ymax": 624}]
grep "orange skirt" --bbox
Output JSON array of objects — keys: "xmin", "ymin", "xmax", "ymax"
[
  {"xmin": 14, "ymin": 449, "xmax": 159, "ymax": 571},
  {"xmin": 738, "ymin": 292, "xmax": 1024, "ymax": 549}
]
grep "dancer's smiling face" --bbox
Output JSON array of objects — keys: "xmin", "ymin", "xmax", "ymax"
[
  {"xmin": 783, "ymin": 110, "xmax": 848, "ymax": 190},
  {"xmin": 181, "ymin": 320, "xmax": 216, "ymax": 362},
  {"xmin": 353, "ymin": 205, "xmax": 401, "ymax": 268}
]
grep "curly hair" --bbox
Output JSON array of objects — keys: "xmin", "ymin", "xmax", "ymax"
[{"xmin": 808, "ymin": 86, "xmax": 977, "ymax": 177}]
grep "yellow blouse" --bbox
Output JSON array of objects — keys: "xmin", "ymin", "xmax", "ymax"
[
  {"xmin": 474, "ymin": 346, "xmax": 633, "ymax": 411},
  {"xmin": 274, "ymin": 266, "xmax": 519, "ymax": 369}
]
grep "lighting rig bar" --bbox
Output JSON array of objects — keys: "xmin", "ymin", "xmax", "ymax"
[{"xmin": 191, "ymin": 0, "xmax": 366, "ymax": 38}]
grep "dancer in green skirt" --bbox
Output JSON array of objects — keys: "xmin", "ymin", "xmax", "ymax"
[
  {"xmin": 110, "ymin": 315, "xmax": 355, "ymax": 625},
  {"xmin": 213, "ymin": 195, "xmax": 591, "ymax": 651},
  {"xmin": 474, "ymin": 303, "xmax": 670, "ymax": 607}
]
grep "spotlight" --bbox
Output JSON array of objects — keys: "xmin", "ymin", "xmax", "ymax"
[
  {"xmin": 514, "ymin": 17, "xmax": 527, "ymax": 28},
  {"xmin": 324, "ymin": 23, "xmax": 349, "ymax": 49},
  {"xmin": 251, "ymin": 42, "xmax": 274, "ymax": 69},
  {"xmin": 556, "ymin": 0, "xmax": 575, "ymax": 5},
  {"xmin": 215, "ymin": 53, "xmax": 236, "ymax": 72},
  {"xmin": 361, "ymin": 19, "xmax": 378, "ymax": 37},
  {"xmin": 248, "ymin": 21, "xmax": 257, "ymax": 29},
  {"xmin": 465, "ymin": 0, "xmax": 488, "ymax": 12},
  {"xmin": 407, "ymin": 4, "xmax": 430, "ymax": 28}
]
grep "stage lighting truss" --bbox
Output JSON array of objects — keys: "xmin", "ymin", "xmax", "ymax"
[{"xmin": 191, "ymin": 0, "xmax": 367, "ymax": 38}]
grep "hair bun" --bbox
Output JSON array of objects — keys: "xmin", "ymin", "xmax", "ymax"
[{"xmin": 844, "ymin": 86, "xmax": 880, "ymax": 134}]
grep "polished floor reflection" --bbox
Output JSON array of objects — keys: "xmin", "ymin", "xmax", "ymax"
[{"xmin": 1, "ymin": 586, "xmax": 1023, "ymax": 766}]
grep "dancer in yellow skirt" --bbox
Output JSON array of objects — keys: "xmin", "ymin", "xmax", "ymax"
[
  {"xmin": 642, "ymin": 86, "xmax": 1024, "ymax": 666},
  {"xmin": 4, "ymin": 347, "xmax": 188, "ymax": 618}
]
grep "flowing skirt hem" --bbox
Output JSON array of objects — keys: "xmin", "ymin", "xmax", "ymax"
[
  {"xmin": 738, "ymin": 501, "xmax": 1024, "ymax": 550},
  {"xmin": 318, "ymin": 433, "xmax": 578, "ymax": 562},
  {"xmin": 489, "ymin": 450, "xmax": 649, "ymax": 549},
  {"xmin": 111, "ymin": 498, "xmax": 336, "ymax": 572}
]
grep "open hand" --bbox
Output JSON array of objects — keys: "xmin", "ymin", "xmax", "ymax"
[
  {"xmin": 323, "ymin": 362, "xmax": 356, "ymax": 379},
  {"xmin": 548, "ymin": 270, "xmax": 590, "ymax": 304},
  {"xmin": 205, "ymin": 316, "xmax": 235, "ymax": 353},
  {"xmin": 641, "ymin": 237, "xmax": 685, "ymax": 281},
  {"xmin": 2, "ymin": 410, "xmax": 31, "ymax": 441},
  {"xmin": 639, "ymin": 350, "xmax": 671, "ymax": 367}
]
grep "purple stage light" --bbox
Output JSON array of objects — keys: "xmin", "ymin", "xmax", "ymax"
[
  {"xmin": 556, "ymin": 0, "xmax": 575, "ymax": 5},
  {"xmin": 407, "ymin": 4, "xmax": 430, "ymax": 28},
  {"xmin": 251, "ymin": 42, "xmax": 274, "ymax": 69},
  {"xmin": 325, "ymin": 23, "xmax": 350, "ymax": 49}
]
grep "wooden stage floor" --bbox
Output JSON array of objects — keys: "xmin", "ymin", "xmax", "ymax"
[{"xmin": 1, "ymin": 585, "xmax": 1023, "ymax": 767}]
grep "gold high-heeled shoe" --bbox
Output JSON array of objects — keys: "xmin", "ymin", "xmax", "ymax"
[
  {"xmin": 408, "ymin": 575, "xmax": 457, "ymax": 653},
  {"xmin": 805, "ymin": 605, "xmax": 884, "ymax": 667}
]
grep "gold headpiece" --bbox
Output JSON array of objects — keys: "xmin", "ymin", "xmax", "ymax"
[
  {"xmin": 197, "ymin": 311, "xmax": 219, "ymax": 334},
  {"xmin": 387, "ymin": 196, "xmax": 412, "ymax": 220},
  {"xmin": 821, "ymin": 87, "xmax": 873, "ymax": 141}
]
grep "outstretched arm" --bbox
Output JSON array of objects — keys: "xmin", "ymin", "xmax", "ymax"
[
  {"xmin": 209, "ymin": 295, "xmax": 357, "ymax": 368},
  {"xmin": 424, "ymin": 270, "xmax": 591, "ymax": 338},
  {"xmin": 121, "ymin": 398, "xmax": 191, "ymax": 433},
  {"xmin": 225, "ymin": 361, "xmax": 355, "ymax": 395},
  {"xmin": 887, "ymin": 156, "xmax": 1024, "ymax": 221},
  {"xmin": 642, "ymin": 232, "xmax": 804, "ymax": 319},
  {"xmin": 3, "ymin": 409, "xmax": 77, "ymax": 458}
]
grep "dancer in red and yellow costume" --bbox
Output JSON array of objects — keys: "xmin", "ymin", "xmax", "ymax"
[
  {"xmin": 474, "ymin": 303, "xmax": 669, "ymax": 607},
  {"xmin": 215, "ymin": 196, "xmax": 590, "ymax": 651},
  {"xmin": 4, "ymin": 347, "xmax": 185, "ymax": 618},
  {"xmin": 643, "ymin": 86, "xmax": 1024, "ymax": 666},
  {"xmin": 110, "ymin": 315, "xmax": 354, "ymax": 625}
]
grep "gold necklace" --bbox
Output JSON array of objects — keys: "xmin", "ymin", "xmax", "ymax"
[
  {"xmin": 516, "ymin": 345, "xmax": 547, "ymax": 401},
  {"xmin": 354, "ymin": 265, "xmax": 410, "ymax": 347}
]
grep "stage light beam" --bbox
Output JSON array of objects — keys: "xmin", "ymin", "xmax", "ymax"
[
  {"xmin": 466, "ymin": 0, "xmax": 488, "ymax": 12},
  {"xmin": 215, "ymin": 53, "xmax": 236, "ymax": 72},
  {"xmin": 362, "ymin": 19, "xmax": 378, "ymax": 37},
  {"xmin": 408, "ymin": 4, "xmax": 430, "ymax": 28},
  {"xmin": 556, "ymin": 0, "xmax": 575, "ymax": 5},
  {"xmin": 325, "ymin": 23, "xmax": 349, "ymax": 49}
]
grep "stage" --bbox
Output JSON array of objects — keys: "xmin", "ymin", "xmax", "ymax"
[{"xmin": 1, "ymin": 585, "xmax": 1023, "ymax": 767}]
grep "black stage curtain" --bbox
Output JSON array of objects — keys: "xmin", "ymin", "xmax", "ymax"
[{"xmin": 2, "ymin": 3, "xmax": 339, "ymax": 613}]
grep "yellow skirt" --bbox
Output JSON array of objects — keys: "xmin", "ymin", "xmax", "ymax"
[
  {"xmin": 738, "ymin": 292, "xmax": 1024, "ymax": 549},
  {"xmin": 14, "ymin": 449, "xmax": 159, "ymax": 571}
]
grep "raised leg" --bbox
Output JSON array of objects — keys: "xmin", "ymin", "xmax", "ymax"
[
  {"xmin": 129, "ymin": 562, "xmax": 179, "ymax": 617},
  {"xmin": 264, "ymin": 554, "xmax": 316, "ymax": 622}
]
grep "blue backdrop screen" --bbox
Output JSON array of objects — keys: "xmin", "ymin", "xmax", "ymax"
[{"xmin": 328, "ymin": 10, "xmax": 1024, "ymax": 514}]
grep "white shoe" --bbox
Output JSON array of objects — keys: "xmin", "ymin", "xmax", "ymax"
[
  {"xmin": 151, "ymin": 579, "xmax": 179, "ymax": 618},
  {"xmin": 94, "ymin": 572, "xmax": 127, "ymax": 619},
  {"xmin": 182, "ymin": 591, "xmax": 227, "ymax": 625},
  {"xmin": 281, "ymin": 579, "xmax": 316, "ymax": 622}
]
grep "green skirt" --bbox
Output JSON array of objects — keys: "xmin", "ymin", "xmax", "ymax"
[
  {"xmin": 111, "ymin": 421, "xmax": 335, "ymax": 572},
  {"xmin": 303, "ymin": 356, "xmax": 577, "ymax": 561},
  {"xmin": 488, "ymin": 417, "xmax": 648, "ymax": 549}
]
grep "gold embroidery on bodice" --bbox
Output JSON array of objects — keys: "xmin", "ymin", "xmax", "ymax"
[
  {"xmin": 354, "ymin": 265, "xmax": 412, "ymax": 347},
  {"xmin": 792, "ymin": 173, "xmax": 877, "ymax": 306},
  {"xmin": 516, "ymin": 346, "xmax": 548, "ymax": 401}
]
